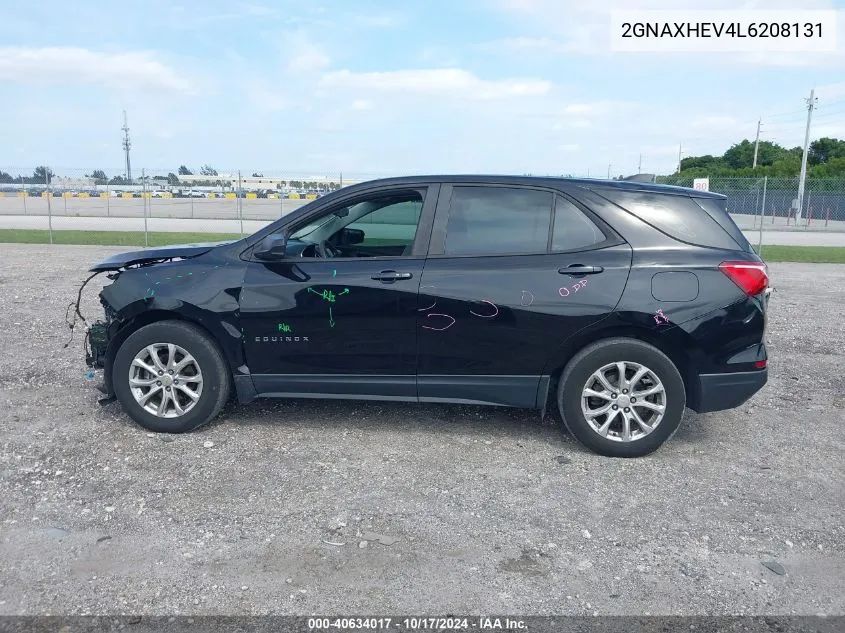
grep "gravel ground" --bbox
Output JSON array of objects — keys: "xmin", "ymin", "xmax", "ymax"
[{"xmin": 0, "ymin": 244, "xmax": 843, "ymax": 616}]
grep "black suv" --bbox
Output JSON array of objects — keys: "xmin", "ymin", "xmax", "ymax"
[{"xmin": 84, "ymin": 176, "xmax": 770, "ymax": 457}]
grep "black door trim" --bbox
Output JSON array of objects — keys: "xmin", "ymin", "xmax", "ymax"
[
  {"xmin": 252, "ymin": 374, "xmax": 417, "ymax": 400},
  {"xmin": 417, "ymin": 374, "xmax": 542, "ymax": 408}
]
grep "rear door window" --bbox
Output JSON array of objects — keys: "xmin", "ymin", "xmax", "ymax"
[
  {"xmin": 595, "ymin": 189, "xmax": 741, "ymax": 250},
  {"xmin": 443, "ymin": 186, "xmax": 553, "ymax": 256}
]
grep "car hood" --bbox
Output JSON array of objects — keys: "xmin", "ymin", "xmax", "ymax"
[{"xmin": 89, "ymin": 240, "xmax": 236, "ymax": 272}]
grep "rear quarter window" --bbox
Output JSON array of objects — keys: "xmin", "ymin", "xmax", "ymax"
[
  {"xmin": 595, "ymin": 189, "xmax": 741, "ymax": 250},
  {"xmin": 693, "ymin": 197, "xmax": 754, "ymax": 252}
]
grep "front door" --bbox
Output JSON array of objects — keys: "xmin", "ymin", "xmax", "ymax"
[
  {"xmin": 239, "ymin": 185, "xmax": 438, "ymax": 400},
  {"xmin": 417, "ymin": 184, "xmax": 632, "ymax": 408}
]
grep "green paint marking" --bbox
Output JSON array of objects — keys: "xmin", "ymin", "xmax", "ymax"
[
  {"xmin": 308, "ymin": 287, "xmax": 337, "ymax": 303},
  {"xmin": 332, "ymin": 269, "xmax": 337, "ymax": 277},
  {"xmin": 277, "ymin": 323, "xmax": 292, "ymax": 333},
  {"xmin": 308, "ymin": 285, "xmax": 350, "ymax": 327}
]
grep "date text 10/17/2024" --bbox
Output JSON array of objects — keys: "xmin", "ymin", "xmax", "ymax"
[{"xmin": 307, "ymin": 617, "xmax": 527, "ymax": 630}]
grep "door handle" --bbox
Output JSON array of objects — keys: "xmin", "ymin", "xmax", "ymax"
[
  {"xmin": 371, "ymin": 271, "xmax": 413, "ymax": 282},
  {"xmin": 559, "ymin": 264, "xmax": 604, "ymax": 275}
]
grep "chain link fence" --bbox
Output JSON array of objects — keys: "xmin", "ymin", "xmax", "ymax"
[
  {"xmin": 658, "ymin": 175, "xmax": 845, "ymax": 228},
  {"xmin": 2, "ymin": 168, "xmax": 844, "ymax": 244},
  {"xmin": 0, "ymin": 166, "xmax": 396, "ymax": 221}
]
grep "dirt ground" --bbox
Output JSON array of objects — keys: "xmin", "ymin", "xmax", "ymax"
[{"xmin": 0, "ymin": 244, "xmax": 842, "ymax": 616}]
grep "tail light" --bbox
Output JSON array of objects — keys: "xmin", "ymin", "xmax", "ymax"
[{"xmin": 719, "ymin": 261, "xmax": 768, "ymax": 296}]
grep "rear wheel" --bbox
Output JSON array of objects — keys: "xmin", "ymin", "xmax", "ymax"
[
  {"xmin": 557, "ymin": 338, "xmax": 686, "ymax": 457},
  {"xmin": 112, "ymin": 320, "xmax": 230, "ymax": 433}
]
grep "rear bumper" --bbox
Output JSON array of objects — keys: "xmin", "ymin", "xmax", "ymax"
[{"xmin": 690, "ymin": 368, "xmax": 768, "ymax": 413}]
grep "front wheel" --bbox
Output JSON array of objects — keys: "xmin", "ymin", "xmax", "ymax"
[
  {"xmin": 557, "ymin": 338, "xmax": 686, "ymax": 458},
  {"xmin": 112, "ymin": 320, "xmax": 231, "ymax": 433}
]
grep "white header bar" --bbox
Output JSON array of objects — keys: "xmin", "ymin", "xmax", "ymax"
[{"xmin": 610, "ymin": 10, "xmax": 838, "ymax": 52}]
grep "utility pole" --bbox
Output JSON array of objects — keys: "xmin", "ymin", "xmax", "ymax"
[
  {"xmin": 122, "ymin": 110, "xmax": 132, "ymax": 183},
  {"xmin": 752, "ymin": 118, "xmax": 762, "ymax": 169},
  {"xmin": 796, "ymin": 89, "xmax": 817, "ymax": 222},
  {"xmin": 677, "ymin": 143, "xmax": 683, "ymax": 173},
  {"xmin": 607, "ymin": 164, "xmax": 611, "ymax": 179},
  {"xmin": 638, "ymin": 154, "xmax": 642, "ymax": 173}
]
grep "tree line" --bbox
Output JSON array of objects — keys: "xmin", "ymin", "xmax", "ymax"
[{"xmin": 676, "ymin": 136, "xmax": 845, "ymax": 178}]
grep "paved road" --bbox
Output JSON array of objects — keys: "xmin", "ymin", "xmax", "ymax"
[{"xmin": 1, "ymin": 214, "xmax": 845, "ymax": 246}]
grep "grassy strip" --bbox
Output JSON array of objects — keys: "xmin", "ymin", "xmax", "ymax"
[
  {"xmin": 757, "ymin": 244, "xmax": 845, "ymax": 264},
  {"xmin": 1, "ymin": 229, "xmax": 845, "ymax": 263},
  {"xmin": 0, "ymin": 229, "xmax": 242, "ymax": 247}
]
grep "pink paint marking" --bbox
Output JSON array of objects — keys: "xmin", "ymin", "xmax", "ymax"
[
  {"xmin": 470, "ymin": 300, "xmax": 499, "ymax": 318},
  {"xmin": 422, "ymin": 313, "xmax": 456, "ymax": 331},
  {"xmin": 654, "ymin": 308, "xmax": 670, "ymax": 325},
  {"xmin": 559, "ymin": 287, "xmax": 570, "ymax": 297}
]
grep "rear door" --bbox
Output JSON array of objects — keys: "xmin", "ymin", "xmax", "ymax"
[{"xmin": 417, "ymin": 183, "xmax": 633, "ymax": 408}]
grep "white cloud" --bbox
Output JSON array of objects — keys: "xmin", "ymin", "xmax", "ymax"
[
  {"xmin": 559, "ymin": 143, "xmax": 580, "ymax": 151},
  {"xmin": 284, "ymin": 31, "xmax": 331, "ymax": 73},
  {"xmin": 319, "ymin": 68, "xmax": 551, "ymax": 100},
  {"xmin": 563, "ymin": 101, "xmax": 626, "ymax": 116},
  {"xmin": 351, "ymin": 99, "xmax": 374, "ymax": 110},
  {"xmin": 0, "ymin": 47, "xmax": 195, "ymax": 94}
]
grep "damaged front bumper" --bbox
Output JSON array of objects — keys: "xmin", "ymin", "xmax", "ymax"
[
  {"xmin": 83, "ymin": 296, "xmax": 120, "ymax": 404},
  {"xmin": 86, "ymin": 319, "xmax": 110, "ymax": 369}
]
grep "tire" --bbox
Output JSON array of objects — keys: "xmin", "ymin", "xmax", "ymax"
[
  {"xmin": 112, "ymin": 320, "xmax": 231, "ymax": 433},
  {"xmin": 557, "ymin": 338, "xmax": 686, "ymax": 458}
]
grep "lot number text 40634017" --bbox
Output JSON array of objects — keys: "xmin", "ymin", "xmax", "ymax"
[{"xmin": 307, "ymin": 617, "xmax": 527, "ymax": 630}]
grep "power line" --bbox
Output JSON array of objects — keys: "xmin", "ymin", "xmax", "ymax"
[
  {"xmin": 816, "ymin": 97, "xmax": 845, "ymax": 109},
  {"xmin": 810, "ymin": 108, "xmax": 845, "ymax": 121}
]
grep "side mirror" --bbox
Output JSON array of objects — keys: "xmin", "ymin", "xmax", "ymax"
[
  {"xmin": 340, "ymin": 227, "xmax": 365, "ymax": 245},
  {"xmin": 254, "ymin": 233, "xmax": 288, "ymax": 261}
]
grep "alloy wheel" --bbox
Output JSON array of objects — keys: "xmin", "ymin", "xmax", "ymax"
[
  {"xmin": 128, "ymin": 343, "xmax": 204, "ymax": 418},
  {"xmin": 581, "ymin": 361, "xmax": 667, "ymax": 442}
]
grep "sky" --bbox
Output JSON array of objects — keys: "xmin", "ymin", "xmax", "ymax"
[{"xmin": 1, "ymin": 0, "xmax": 845, "ymax": 179}]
